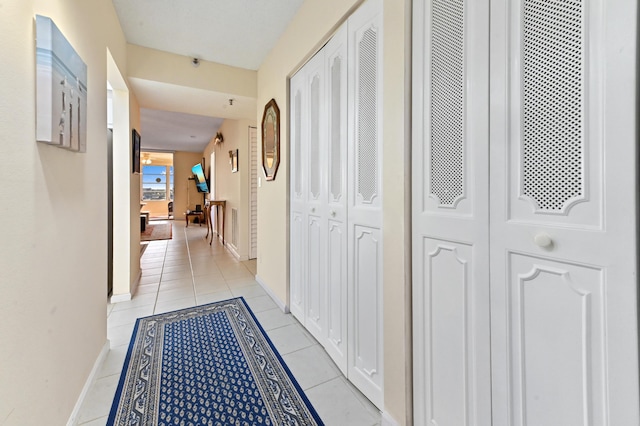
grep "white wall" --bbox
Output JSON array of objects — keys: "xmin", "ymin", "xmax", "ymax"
[
  {"xmin": 256, "ymin": 0, "xmax": 411, "ymax": 422},
  {"xmin": 0, "ymin": 1, "xmax": 134, "ymax": 423}
]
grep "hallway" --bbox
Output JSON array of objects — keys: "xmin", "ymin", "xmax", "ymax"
[{"xmin": 76, "ymin": 220, "xmax": 381, "ymax": 425}]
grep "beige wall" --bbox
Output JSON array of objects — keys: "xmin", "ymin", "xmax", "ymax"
[
  {"xmin": 256, "ymin": 0, "xmax": 411, "ymax": 423},
  {"xmin": 174, "ymin": 151, "xmax": 207, "ymax": 218},
  {"xmin": 381, "ymin": 0, "xmax": 412, "ymax": 422},
  {"xmin": 0, "ymin": 0, "xmax": 133, "ymax": 424},
  {"xmin": 203, "ymin": 119, "xmax": 256, "ymax": 257},
  {"xmin": 127, "ymin": 44, "xmax": 257, "ymax": 98}
]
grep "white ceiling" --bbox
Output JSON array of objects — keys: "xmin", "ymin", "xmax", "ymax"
[
  {"xmin": 112, "ymin": 0, "xmax": 304, "ymax": 152},
  {"xmin": 140, "ymin": 108, "xmax": 224, "ymax": 152}
]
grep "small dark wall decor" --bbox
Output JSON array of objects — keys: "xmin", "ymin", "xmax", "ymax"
[
  {"xmin": 132, "ymin": 129, "xmax": 141, "ymax": 174},
  {"xmin": 261, "ymin": 99, "xmax": 280, "ymax": 181}
]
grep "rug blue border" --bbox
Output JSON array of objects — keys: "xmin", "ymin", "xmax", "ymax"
[
  {"xmin": 106, "ymin": 297, "xmax": 324, "ymax": 425},
  {"xmin": 236, "ymin": 297, "xmax": 324, "ymax": 425},
  {"xmin": 106, "ymin": 315, "xmax": 141, "ymax": 425}
]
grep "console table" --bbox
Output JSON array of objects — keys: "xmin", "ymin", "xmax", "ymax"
[
  {"xmin": 205, "ymin": 200, "xmax": 226, "ymax": 245},
  {"xmin": 184, "ymin": 210, "xmax": 204, "ymax": 227}
]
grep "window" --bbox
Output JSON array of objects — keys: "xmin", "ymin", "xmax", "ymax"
[{"xmin": 142, "ymin": 165, "xmax": 173, "ymax": 201}]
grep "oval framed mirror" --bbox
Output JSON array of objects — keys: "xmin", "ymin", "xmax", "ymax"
[{"xmin": 261, "ymin": 98, "xmax": 280, "ymax": 181}]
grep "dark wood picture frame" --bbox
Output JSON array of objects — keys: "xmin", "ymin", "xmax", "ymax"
[
  {"xmin": 261, "ymin": 98, "xmax": 280, "ymax": 181},
  {"xmin": 132, "ymin": 129, "xmax": 141, "ymax": 174}
]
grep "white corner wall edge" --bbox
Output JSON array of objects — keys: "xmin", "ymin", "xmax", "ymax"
[
  {"xmin": 66, "ymin": 340, "xmax": 110, "ymax": 426},
  {"xmin": 381, "ymin": 411, "xmax": 399, "ymax": 426},
  {"xmin": 255, "ymin": 274, "xmax": 290, "ymax": 313},
  {"xmin": 110, "ymin": 269, "xmax": 140, "ymax": 303}
]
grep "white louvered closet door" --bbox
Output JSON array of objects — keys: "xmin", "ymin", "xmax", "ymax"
[
  {"xmin": 412, "ymin": 0, "xmax": 491, "ymax": 424},
  {"xmin": 413, "ymin": 0, "xmax": 639, "ymax": 424},
  {"xmin": 249, "ymin": 126, "xmax": 258, "ymax": 260},
  {"xmin": 288, "ymin": 0, "xmax": 384, "ymax": 410},
  {"xmin": 490, "ymin": 0, "xmax": 639, "ymax": 424},
  {"xmin": 347, "ymin": 0, "xmax": 384, "ymax": 409},
  {"xmin": 324, "ymin": 24, "xmax": 349, "ymax": 375},
  {"xmin": 289, "ymin": 69, "xmax": 307, "ymax": 323}
]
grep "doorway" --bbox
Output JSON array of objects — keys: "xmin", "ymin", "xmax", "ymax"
[{"xmin": 140, "ymin": 151, "xmax": 174, "ymax": 220}]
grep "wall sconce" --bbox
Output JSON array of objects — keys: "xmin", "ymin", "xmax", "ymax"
[{"xmin": 214, "ymin": 132, "xmax": 224, "ymax": 145}]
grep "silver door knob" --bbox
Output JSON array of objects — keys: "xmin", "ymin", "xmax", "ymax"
[
  {"xmin": 311, "ymin": 207, "xmax": 316, "ymax": 213},
  {"xmin": 330, "ymin": 211, "xmax": 336, "ymax": 217},
  {"xmin": 534, "ymin": 233, "xmax": 553, "ymax": 248}
]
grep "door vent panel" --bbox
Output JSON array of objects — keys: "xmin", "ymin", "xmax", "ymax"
[
  {"xmin": 357, "ymin": 27, "xmax": 379, "ymax": 204},
  {"xmin": 521, "ymin": 0, "xmax": 584, "ymax": 213},
  {"xmin": 430, "ymin": 0, "xmax": 465, "ymax": 208}
]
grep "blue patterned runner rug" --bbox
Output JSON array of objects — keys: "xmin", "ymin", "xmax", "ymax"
[{"xmin": 107, "ymin": 297, "xmax": 323, "ymax": 425}]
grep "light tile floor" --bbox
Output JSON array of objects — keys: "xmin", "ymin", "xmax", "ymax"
[{"xmin": 77, "ymin": 220, "xmax": 381, "ymax": 425}]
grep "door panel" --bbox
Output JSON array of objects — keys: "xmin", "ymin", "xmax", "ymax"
[
  {"xmin": 290, "ymin": 211, "xmax": 305, "ymax": 321},
  {"xmin": 412, "ymin": 0, "xmax": 491, "ymax": 424},
  {"xmin": 304, "ymin": 50, "xmax": 327, "ymax": 342},
  {"xmin": 352, "ymin": 225, "xmax": 382, "ymax": 382},
  {"xmin": 505, "ymin": 253, "xmax": 605, "ymax": 426},
  {"xmin": 326, "ymin": 220, "xmax": 346, "ymax": 371},
  {"xmin": 289, "ymin": 72, "xmax": 306, "ymax": 322},
  {"xmin": 423, "ymin": 240, "xmax": 472, "ymax": 426},
  {"xmin": 306, "ymin": 215, "xmax": 324, "ymax": 340},
  {"xmin": 347, "ymin": 0, "xmax": 384, "ymax": 407},
  {"xmin": 490, "ymin": 0, "xmax": 639, "ymax": 424},
  {"xmin": 324, "ymin": 25, "xmax": 348, "ymax": 375}
]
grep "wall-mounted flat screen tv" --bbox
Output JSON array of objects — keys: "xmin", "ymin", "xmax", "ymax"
[{"xmin": 192, "ymin": 162, "xmax": 209, "ymax": 193}]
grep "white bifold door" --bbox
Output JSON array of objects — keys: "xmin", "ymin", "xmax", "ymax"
[
  {"xmin": 289, "ymin": 0, "xmax": 384, "ymax": 409},
  {"xmin": 413, "ymin": 0, "xmax": 639, "ymax": 425}
]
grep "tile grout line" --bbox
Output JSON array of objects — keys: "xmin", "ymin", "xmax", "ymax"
[
  {"xmin": 184, "ymin": 225, "xmax": 199, "ymax": 306},
  {"xmin": 151, "ymin": 238, "xmax": 170, "ymax": 315}
]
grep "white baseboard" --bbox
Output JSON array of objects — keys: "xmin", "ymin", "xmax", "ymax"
[
  {"xmin": 227, "ymin": 244, "xmax": 240, "ymax": 260},
  {"xmin": 226, "ymin": 244, "xmax": 249, "ymax": 261},
  {"xmin": 110, "ymin": 292, "xmax": 132, "ymax": 303},
  {"xmin": 67, "ymin": 340, "xmax": 110, "ymax": 426},
  {"xmin": 381, "ymin": 411, "xmax": 399, "ymax": 426},
  {"xmin": 255, "ymin": 274, "xmax": 289, "ymax": 313}
]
